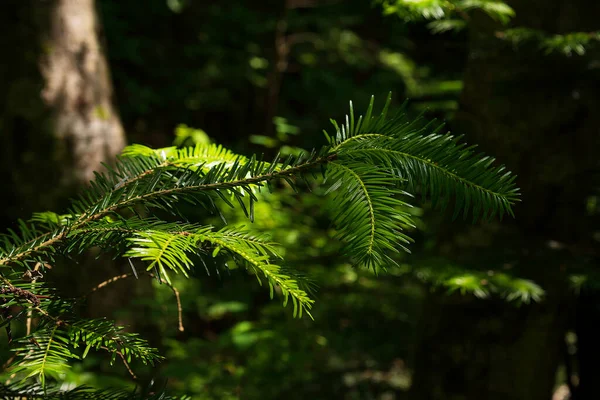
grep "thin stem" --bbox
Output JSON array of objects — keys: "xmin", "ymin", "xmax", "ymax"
[
  {"xmin": 26, "ymin": 263, "xmax": 43, "ymax": 336},
  {"xmin": 111, "ymin": 154, "xmax": 335, "ymax": 212},
  {"xmin": 0, "ymin": 153, "xmax": 335, "ymax": 268},
  {"xmin": 114, "ymin": 348, "xmax": 137, "ymax": 380},
  {"xmin": 84, "ymin": 272, "xmax": 184, "ymax": 332},
  {"xmin": 331, "ymin": 133, "xmax": 387, "ymax": 152}
]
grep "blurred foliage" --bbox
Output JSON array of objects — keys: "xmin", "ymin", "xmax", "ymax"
[
  {"xmin": 377, "ymin": 0, "xmax": 515, "ymax": 28},
  {"xmin": 0, "ymin": 0, "xmax": 597, "ymax": 398},
  {"xmin": 98, "ymin": 0, "xmax": 466, "ymax": 149},
  {"xmin": 498, "ymin": 28, "xmax": 600, "ymax": 56},
  {"xmin": 378, "ymin": 0, "xmax": 600, "ymax": 57}
]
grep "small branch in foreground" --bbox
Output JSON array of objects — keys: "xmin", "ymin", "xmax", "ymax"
[
  {"xmin": 111, "ymin": 346, "xmax": 137, "ymax": 380},
  {"xmin": 0, "ymin": 153, "xmax": 335, "ymax": 269}
]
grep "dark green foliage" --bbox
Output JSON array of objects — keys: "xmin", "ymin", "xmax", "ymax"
[
  {"xmin": 0, "ymin": 383, "xmax": 189, "ymax": 399},
  {"xmin": 377, "ymin": 0, "xmax": 515, "ymax": 26},
  {"xmin": 329, "ymin": 97, "xmax": 519, "ymax": 221},
  {"xmin": 0, "ymin": 96, "xmax": 518, "ymax": 396},
  {"xmin": 499, "ymin": 28, "xmax": 600, "ymax": 56}
]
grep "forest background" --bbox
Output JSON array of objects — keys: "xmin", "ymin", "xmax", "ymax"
[{"xmin": 0, "ymin": 0, "xmax": 599, "ymax": 399}]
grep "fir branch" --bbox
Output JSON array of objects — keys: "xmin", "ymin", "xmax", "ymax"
[
  {"xmin": 325, "ymin": 161, "xmax": 415, "ymax": 269},
  {"xmin": 0, "ymin": 93, "xmax": 522, "ymax": 395},
  {"xmin": 328, "ymin": 96, "xmax": 520, "ymax": 222},
  {"xmin": 1, "ymin": 94, "xmax": 519, "ymax": 310},
  {"xmin": 0, "ymin": 153, "xmax": 335, "ymax": 268}
]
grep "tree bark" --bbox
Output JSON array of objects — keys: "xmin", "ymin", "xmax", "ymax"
[
  {"xmin": 0, "ymin": 0, "xmax": 125, "ymax": 225},
  {"xmin": 0, "ymin": 4, "xmax": 166, "ymax": 374},
  {"xmin": 40, "ymin": 0, "xmax": 125, "ymax": 186},
  {"xmin": 410, "ymin": 0, "xmax": 600, "ymax": 399}
]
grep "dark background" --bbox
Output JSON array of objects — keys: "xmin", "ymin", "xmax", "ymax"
[{"xmin": 1, "ymin": 0, "xmax": 599, "ymax": 399}]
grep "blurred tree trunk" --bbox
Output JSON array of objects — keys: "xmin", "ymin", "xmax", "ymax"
[
  {"xmin": 0, "ymin": 0, "xmax": 125, "ymax": 225},
  {"xmin": 40, "ymin": 0, "xmax": 126, "ymax": 185},
  {"xmin": 410, "ymin": 1, "xmax": 600, "ymax": 399},
  {"xmin": 0, "ymin": 0, "xmax": 145, "ymax": 336},
  {"xmin": 0, "ymin": 3, "xmax": 161, "ymax": 372}
]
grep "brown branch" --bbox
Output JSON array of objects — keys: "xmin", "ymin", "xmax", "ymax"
[
  {"xmin": 113, "ymin": 347, "xmax": 137, "ymax": 380},
  {"xmin": 26, "ymin": 263, "xmax": 43, "ymax": 336},
  {"xmin": 171, "ymin": 285, "xmax": 184, "ymax": 332}
]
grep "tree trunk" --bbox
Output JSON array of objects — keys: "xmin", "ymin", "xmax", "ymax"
[
  {"xmin": 40, "ymin": 0, "xmax": 125, "ymax": 186},
  {"xmin": 0, "ymin": 0, "xmax": 125, "ymax": 225},
  {"xmin": 0, "ymin": 4, "xmax": 163, "ymax": 378},
  {"xmin": 410, "ymin": 0, "xmax": 600, "ymax": 399}
]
